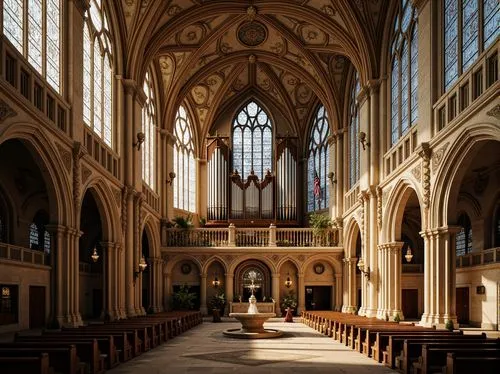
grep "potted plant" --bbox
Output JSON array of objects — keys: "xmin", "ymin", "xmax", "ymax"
[
  {"xmin": 210, "ymin": 291, "xmax": 226, "ymax": 322},
  {"xmin": 172, "ymin": 284, "xmax": 197, "ymax": 311},
  {"xmin": 309, "ymin": 212, "xmax": 333, "ymax": 246},
  {"xmin": 280, "ymin": 290, "xmax": 298, "ymax": 316}
]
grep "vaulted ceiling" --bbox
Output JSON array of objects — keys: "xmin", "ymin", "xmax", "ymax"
[{"xmin": 114, "ymin": 0, "xmax": 395, "ymax": 147}]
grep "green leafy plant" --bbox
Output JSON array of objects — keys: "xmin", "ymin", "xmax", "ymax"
[
  {"xmin": 281, "ymin": 290, "xmax": 298, "ymax": 311},
  {"xmin": 172, "ymin": 284, "xmax": 197, "ymax": 310},
  {"xmin": 198, "ymin": 216, "xmax": 207, "ymax": 227},
  {"xmin": 171, "ymin": 214, "xmax": 194, "ymax": 229},
  {"xmin": 210, "ymin": 291, "xmax": 226, "ymax": 310},
  {"xmin": 309, "ymin": 212, "xmax": 333, "ymax": 246},
  {"xmin": 393, "ymin": 313, "xmax": 401, "ymax": 323},
  {"xmin": 445, "ymin": 319, "xmax": 454, "ymax": 331}
]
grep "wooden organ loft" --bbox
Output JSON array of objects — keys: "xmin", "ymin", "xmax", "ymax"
[{"xmin": 206, "ymin": 136, "xmax": 299, "ymax": 226}]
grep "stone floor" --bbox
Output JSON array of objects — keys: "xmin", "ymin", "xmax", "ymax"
[{"xmin": 109, "ymin": 319, "xmax": 397, "ymax": 374}]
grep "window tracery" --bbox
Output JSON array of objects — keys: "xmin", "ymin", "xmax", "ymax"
[
  {"xmin": 174, "ymin": 105, "xmax": 196, "ymax": 212},
  {"xmin": 142, "ymin": 70, "xmax": 156, "ymax": 189},
  {"xmin": 2, "ymin": 0, "xmax": 61, "ymax": 91},
  {"xmin": 456, "ymin": 213, "xmax": 473, "ymax": 256},
  {"xmin": 349, "ymin": 74, "xmax": 361, "ymax": 189}
]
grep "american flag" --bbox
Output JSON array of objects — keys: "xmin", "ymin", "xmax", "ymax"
[{"xmin": 313, "ymin": 172, "xmax": 321, "ymax": 199}]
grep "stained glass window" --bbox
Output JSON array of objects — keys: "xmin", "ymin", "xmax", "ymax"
[
  {"xmin": 349, "ymin": 74, "xmax": 361, "ymax": 189},
  {"xmin": 2, "ymin": 0, "xmax": 61, "ymax": 92},
  {"xmin": 29, "ymin": 223, "xmax": 39, "ymax": 250},
  {"xmin": 444, "ymin": 0, "xmax": 499, "ymax": 91},
  {"xmin": 390, "ymin": 0, "xmax": 418, "ymax": 145},
  {"xmin": 83, "ymin": 0, "xmax": 114, "ymax": 147},
  {"xmin": 307, "ymin": 105, "xmax": 330, "ymax": 212},
  {"xmin": 456, "ymin": 213, "xmax": 472, "ymax": 256},
  {"xmin": 142, "ymin": 70, "xmax": 156, "ymax": 189},
  {"xmin": 174, "ymin": 105, "xmax": 196, "ymax": 212},
  {"xmin": 232, "ymin": 101, "xmax": 273, "ymax": 180},
  {"xmin": 43, "ymin": 230, "xmax": 51, "ymax": 254}
]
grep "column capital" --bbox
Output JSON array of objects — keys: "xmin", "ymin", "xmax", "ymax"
[
  {"xmin": 45, "ymin": 224, "xmax": 68, "ymax": 235},
  {"xmin": 272, "ymin": 273, "xmax": 280, "ymax": 278},
  {"xmin": 327, "ymin": 134, "xmax": 337, "ymax": 145},
  {"xmin": 69, "ymin": 0, "xmax": 90, "ymax": 16},
  {"xmin": 121, "ymin": 78, "xmax": 138, "ymax": 95},
  {"xmin": 366, "ymin": 79, "xmax": 382, "ymax": 94},
  {"xmin": 225, "ymin": 273, "xmax": 234, "ymax": 279}
]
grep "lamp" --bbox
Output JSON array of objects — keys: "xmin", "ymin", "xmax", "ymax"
[
  {"xmin": 212, "ymin": 273, "xmax": 221, "ymax": 288},
  {"xmin": 327, "ymin": 171, "xmax": 337, "ymax": 185},
  {"xmin": 405, "ymin": 247, "xmax": 413, "ymax": 263},
  {"xmin": 358, "ymin": 131, "xmax": 370, "ymax": 150},
  {"xmin": 133, "ymin": 132, "xmax": 145, "ymax": 150},
  {"xmin": 357, "ymin": 258, "xmax": 370, "ymax": 280},
  {"xmin": 284, "ymin": 272, "xmax": 293, "ymax": 288},
  {"xmin": 133, "ymin": 255, "xmax": 148, "ymax": 283},
  {"xmin": 91, "ymin": 247, "xmax": 99, "ymax": 263},
  {"xmin": 166, "ymin": 171, "xmax": 176, "ymax": 186}
]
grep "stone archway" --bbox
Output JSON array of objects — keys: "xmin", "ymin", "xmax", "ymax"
[
  {"xmin": 234, "ymin": 260, "xmax": 272, "ymax": 303},
  {"xmin": 342, "ymin": 218, "xmax": 361, "ymax": 314}
]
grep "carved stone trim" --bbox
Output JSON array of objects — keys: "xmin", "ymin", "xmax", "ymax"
[
  {"xmin": 0, "ymin": 99, "xmax": 17, "ymax": 123},
  {"xmin": 56, "ymin": 143, "xmax": 72, "ymax": 172},
  {"xmin": 411, "ymin": 163, "xmax": 422, "ymax": 182},
  {"xmin": 486, "ymin": 104, "xmax": 500, "ymax": 120},
  {"xmin": 431, "ymin": 142, "xmax": 449, "ymax": 172},
  {"xmin": 81, "ymin": 164, "xmax": 92, "ymax": 184},
  {"xmin": 376, "ymin": 186, "xmax": 382, "ymax": 230}
]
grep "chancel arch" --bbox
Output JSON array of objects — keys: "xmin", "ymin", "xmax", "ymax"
[{"xmin": 233, "ymin": 259, "xmax": 272, "ymax": 302}]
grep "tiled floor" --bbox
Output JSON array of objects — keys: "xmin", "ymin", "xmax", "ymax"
[{"xmin": 109, "ymin": 319, "xmax": 397, "ymax": 374}]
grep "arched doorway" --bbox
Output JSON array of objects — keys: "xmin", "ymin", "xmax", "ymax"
[
  {"xmin": 234, "ymin": 260, "xmax": 271, "ymax": 302},
  {"xmin": 279, "ymin": 260, "xmax": 298, "ymax": 316},
  {"xmin": 141, "ymin": 230, "xmax": 152, "ymax": 312}
]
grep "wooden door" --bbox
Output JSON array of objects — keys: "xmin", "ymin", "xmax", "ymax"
[
  {"xmin": 402, "ymin": 289, "xmax": 419, "ymax": 319},
  {"xmin": 456, "ymin": 287, "xmax": 470, "ymax": 325},
  {"xmin": 29, "ymin": 286, "xmax": 46, "ymax": 329}
]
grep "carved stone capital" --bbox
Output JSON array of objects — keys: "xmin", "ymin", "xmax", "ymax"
[
  {"xmin": 486, "ymin": 104, "xmax": 500, "ymax": 120},
  {"xmin": 0, "ymin": 99, "xmax": 17, "ymax": 123}
]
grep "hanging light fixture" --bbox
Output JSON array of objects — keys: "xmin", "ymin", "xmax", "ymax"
[
  {"xmin": 139, "ymin": 254, "xmax": 148, "ymax": 272},
  {"xmin": 212, "ymin": 272, "xmax": 220, "ymax": 288},
  {"xmin": 91, "ymin": 247, "xmax": 99, "ymax": 262},
  {"xmin": 285, "ymin": 272, "xmax": 292, "ymax": 288},
  {"xmin": 405, "ymin": 247, "xmax": 413, "ymax": 263}
]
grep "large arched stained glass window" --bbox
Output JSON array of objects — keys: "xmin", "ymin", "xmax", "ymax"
[
  {"xmin": 232, "ymin": 101, "xmax": 273, "ymax": 180},
  {"xmin": 29, "ymin": 222, "xmax": 39, "ymax": 250},
  {"xmin": 391, "ymin": 0, "xmax": 418, "ymax": 146},
  {"xmin": 142, "ymin": 70, "xmax": 156, "ymax": 189},
  {"xmin": 83, "ymin": 0, "xmax": 114, "ymax": 147},
  {"xmin": 307, "ymin": 105, "xmax": 330, "ymax": 212},
  {"xmin": 456, "ymin": 213, "xmax": 473, "ymax": 256},
  {"xmin": 2, "ymin": 0, "xmax": 61, "ymax": 92},
  {"xmin": 444, "ymin": 0, "xmax": 499, "ymax": 91},
  {"xmin": 173, "ymin": 105, "xmax": 196, "ymax": 212},
  {"xmin": 349, "ymin": 73, "xmax": 361, "ymax": 189}
]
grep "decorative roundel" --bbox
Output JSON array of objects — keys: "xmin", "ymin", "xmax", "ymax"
[
  {"xmin": 238, "ymin": 22, "xmax": 267, "ymax": 47},
  {"xmin": 181, "ymin": 263, "xmax": 192, "ymax": 275},
  {"xmin": 313, "ymin": 262, "xmax": 325, "ymax": 275}
]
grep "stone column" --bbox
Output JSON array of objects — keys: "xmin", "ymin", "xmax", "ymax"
[
  {"xmin": 297, "ymin": 274, "xmax": 305, "ymax": 315},
  {"xmin": 164, "ymin": 272, "xmax": 172, "ymax": 311},
  {"xmin": 272, "ymin": 273, "xmax": 280, "ymax": 312},
  {"xmin": 366, "ymin": 187, "xmax": 378, "ymax": 317},
  {"xmin": 335, "ymin": 273, "xmax": 342, "ymax": 311},
  {"xmin": 376, "ymin": 244, "xmax": 387, "ymax": 319},
  {"xmin": 165, "ymin": 131, "xmax": 176, "ymax": 219},
  {"xmin": 124, "ymin": 186, "xmax": 136, "ymax": 317},
  {"xmin": 200, "ymin": 274, "xmax": 208, "ymax": 315},
  {"xmin": 117, "ymin": 243, "xmax": 127, "ymax": 319},
  {"xmin": 69, "ymin": 228, "xmax": 83, "ymax": 325},
  {"xmin": 335, "ymin": 131, "xmax": 345, "ymax": 244},
  {"xmin": 45, "ymin": 225, "xmax": 65, "ymax": 326},
  {"xmin": 225, "ymin": 274, "xmax": 234, "ymax": 316},
  {"xmin": 390, "ymin": 242, "xmax": 404, "ymax": 319},
  {"xmin": 343, "ymin": 257, "xmax": 357, "ymax": 313},
  {"xmin": 357, "ymin": 191, "xmax": 369, "ymax": 316}
]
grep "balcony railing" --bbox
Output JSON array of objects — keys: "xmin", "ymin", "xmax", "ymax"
[
  {"xmin": 456, "ymin": 247, "xmax": 500, "ymax": 268},
  {"xmin": 0, "ymin": 242, "xmax": 49, "ymax": 266},
  {"xmin": 164, "ymin": 225, "xmax": 338, "ymax": 248}
]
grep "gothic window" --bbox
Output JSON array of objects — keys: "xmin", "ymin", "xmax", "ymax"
[
  {"xmin": 2, "ymin": 0, "xmax": 61, "ymax": 92},
  {"xmin": 142, "ymin": 70, "xmax": 156, "ymax": 189},
  {"xmin": 83, "ymin": 0, "xmax": 114, "ymax": 147},
  {"xmin": 307, "ymin": 105, "xmax": 330, "ymax": 212},
  {"xmin": 232, "ymin": 101, "xmax": 273, "ymax": 180},
  {"xmin": 349, "ymin": 73, "xmax": 361, "ymax": 189},
  {"xmin": 444, "ymin": 0, "xmax": 499, "ymax": 91},
  {"xmin": 43, "ymin": 230, "xmax": 50, "ymax": 254},
  {"xmin": 456, "ymin": 213, "xmax": 473, "ymax": 256},
  {"xmin": 29, "ymin": 222, "xmax": 39, "ymax": 250},
  {"xmin": 173, "ymin": 105, "xmax": 196, "ymax": 212},
  {"xmin": 391, "ymin": 0, "xmax": 418, "ymax": 145}
]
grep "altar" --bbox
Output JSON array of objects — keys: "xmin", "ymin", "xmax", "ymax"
[{"xmin": 229, "ymin": 301, "xmax": 277, "ymax": 316}]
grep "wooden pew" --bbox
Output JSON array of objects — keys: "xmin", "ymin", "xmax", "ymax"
[
  {"xmin": 0, "ymin": 345, "xmax": 82, "ymax": 374},
  {"xmin": 414, "ymin": 345, "xmax": 500, "ymax": 374},
  {"xmin": 0, "ymin": 353, "xmax": 50, "ymax": 374},
  {"xmin": 1, "ymin": 340, "xmax": 104, "ymax": 374},
  {"xmin": 80, "ymin": 325, "xmax": 148, "ymax": 353},
  {"xmin": 445, "ymin": 352, "xmax": 500, "ymax": 374}
]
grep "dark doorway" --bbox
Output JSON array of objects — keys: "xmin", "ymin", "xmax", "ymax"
[
  {"xmin": 456, "ymin": 287, "xmax": 470, "ymax": 325},
  {"xmin": 92, "ymin": 289, "xmax": 103, "ymax": 319},
  {"xmin": 142, "ymin": 231, "xmax": 152, "ymax": 311},
  {"xmin": 402, "ymin": 289, "xmax": 419, "ymax": 319},
  {"xmin": 29, "ymin": 286, "xmax": 45, "ymax": 329},
  {"xmin": 305, "ymin": 286, "xmax": 332, "ymax": 310},
  {"xmin": 357, "ymin": 288, "xmax": 362, "ymax": 309}
]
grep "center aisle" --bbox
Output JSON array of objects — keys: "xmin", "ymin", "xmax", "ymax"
[{"xmin": 109, "ymin": 319, "xmax": 397, "ymax": 374}]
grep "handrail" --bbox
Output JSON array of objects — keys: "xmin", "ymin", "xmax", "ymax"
[
  {"xmin": 456, "ymin": 247, "xmax": 499, "ymax": 268},
  {"xmin": 0, "ymin": 242, "xmax": 49, "ymax": 266}
]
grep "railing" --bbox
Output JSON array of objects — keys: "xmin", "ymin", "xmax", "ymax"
[
  {"xmin": 345, "ymin": 185, "xmax": 360, "ymax": 212},
  {"xmin": 0, "ymin": 242, "xmax": 49, "ymax": 266},
  {"xmin": 456, "ymin": 247, "xmax": 500, "ymax": 268},
  {"xmin": 142, "ymin": 182, "xmax": 160, "ymax": 213},
  {"xmin": 84, "ymin": 127, "xmax": 120, "ymax": 180},
  {"xmin": 384, "ymin": 128, "xmax": 418, "ymax": 177},
  {"xmin": 164, "ymin": 226, "xmax": 338, "ymax": 248}
]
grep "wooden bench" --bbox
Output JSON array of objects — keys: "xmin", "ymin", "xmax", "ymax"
[
  {"xmin": 414, "ymin": 345, "xmax": 500, "ymax": 374},
  {"xmin": 0, "ymin": 345, "xmax": 83, "ymax": 374},
  {"xmin": 0, "ymin": 353, "xmax": 50, "ymax": 374},
  {"xmin": 0, "ymin": 340, "xmax": 104, "ymax": 374},
  {"xmin": 445, "ymin": 352, "xmax": 500, "ymax": 374},
  {"xmin": 79, "ymin": 325, "xmax": 147, "ymax": 354}
]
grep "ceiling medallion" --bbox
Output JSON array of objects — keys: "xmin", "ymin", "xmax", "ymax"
[{"xmin": 238, "ymin": 22, "xmax": 267, "ymax": 47}]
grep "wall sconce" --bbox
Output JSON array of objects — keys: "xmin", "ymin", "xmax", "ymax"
[
  {"xmin": 91, "ymin": 247, "xmax": 99, "ymax": 263},
  {"xmin": 133, "ymin": 254, "xmax": 148, "ymax": 283},
  {"xmin": 357, "ymin": 258, "xmax": 370, "ymax": 280},
  {"xmin": 405, "ymin": 247, "xmax": 413, "ymax": 263},
  {"xmin": 212, "ymin": 273, "xmax": 221, "ymax": 288},
  {"xmin": 284, "ymin": 272, "xmax": 293, "ymax": 288},
  {"xmin": 327, "ymin": 171, "xmax": 337, "ymax": 185},
  {"xmin": 133, "ymin": 132, "xmax": 145, "ymax": 150},
  {"xmin": 358, "ymin": 131, "xmax": 370, "ymax": 150},
  {"xmin": 166, "ymin": 171, "xmax": 176, "ymax": 186}
]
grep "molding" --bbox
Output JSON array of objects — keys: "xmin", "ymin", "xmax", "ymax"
[
  {"xmin": 486, "ymin": 104, "xmax": 500, "ymax": 120},
  {"xmin": 0, "ymin": 99, "xmax": 17, "ymax": 123}
]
